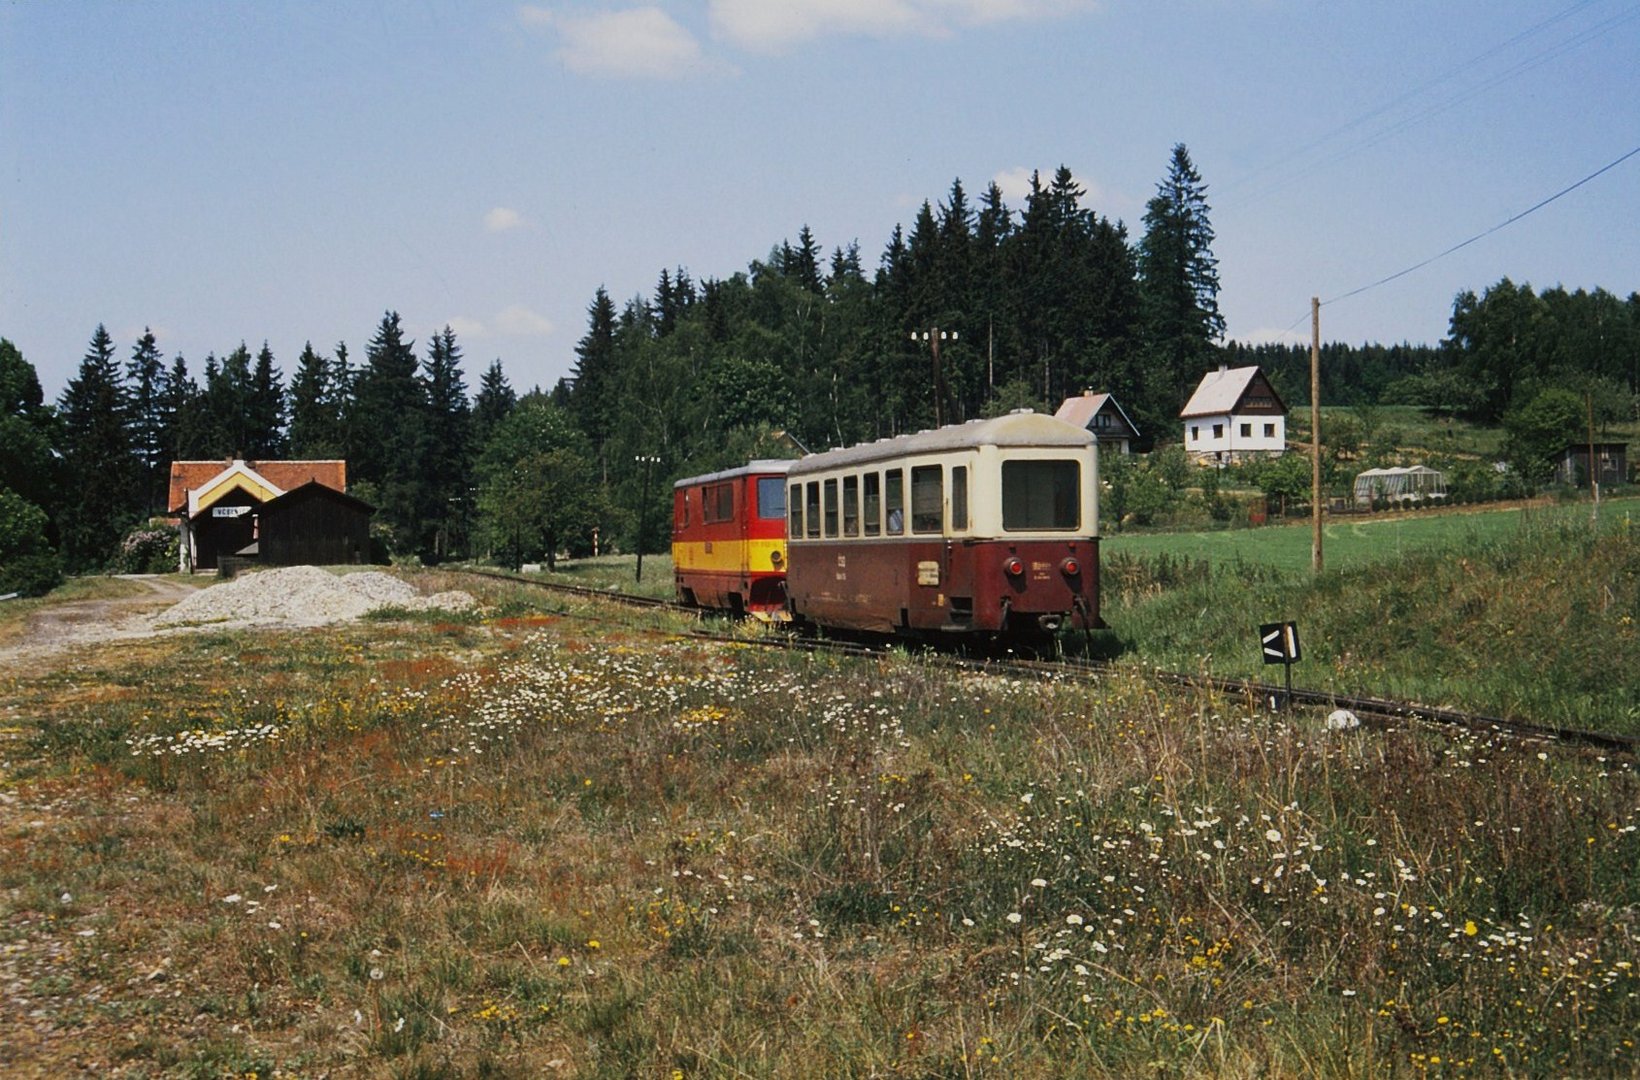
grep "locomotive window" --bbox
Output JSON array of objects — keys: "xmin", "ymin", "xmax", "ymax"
[
  {"xmin": 789, "ymin": 483, "xmax": 802, "ymax": 537},
  {"xmin": 703, "ymin": 483, "xmax": 735, "ymax": 524},
  {"xmin": 681, "ymin": 490, "xmax": 690, "ymax": 527},
  {"xmin": 823, "ymin": 478, "xmax": 839, "ymax": 537},
  {"xmin": 862, "ymin": 473, "xmax": 881, "ymax": 536},
  {"xmin": 951, "ymin": 466, "xmax": 968, "ymax": 531},
  {"xmin": 757, "ymin": 477, "xmax": 786, "ymax": 521},
  {"xmin": 842, "ymin": 475, "xmax": 859, "ymax": 537},
  {"xmin": 885, "ymin": 470, "xmax": 904, "ymax": 535},
  {"xmin": 910, "ymin": 465, "xmax": 942, "ymax": 534},
  {"xmin": 805, "ymin": 482, "xmax": 821, "ymax": 538},
  {"xmin": 1002, "ymin": 459, "xmax": 1080, "ymax": 531}
]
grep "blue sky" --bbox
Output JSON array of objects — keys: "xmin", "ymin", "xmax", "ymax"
[{"xmin": 4, "ymin": 1, "xmax": 1637, "ymax": 403}]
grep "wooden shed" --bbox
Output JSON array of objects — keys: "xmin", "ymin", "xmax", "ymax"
[{"xmin": 261, "ymin": 481, "xmax": 373, "ymax": 567}]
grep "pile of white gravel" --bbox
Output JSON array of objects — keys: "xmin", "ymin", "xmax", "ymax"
[{"xmin": 154, "ymin": 565, "xmax": 476, "ymax": 628}]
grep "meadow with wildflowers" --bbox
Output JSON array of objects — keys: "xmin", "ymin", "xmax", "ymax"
[{"xmin": 0, "ymin": 564, "xmax": 1635, "ymax": 1076}]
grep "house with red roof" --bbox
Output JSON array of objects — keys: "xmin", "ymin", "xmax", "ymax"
[{"xmin": 168, "ymin": 458, "xmax": 372, "ymax": 571}]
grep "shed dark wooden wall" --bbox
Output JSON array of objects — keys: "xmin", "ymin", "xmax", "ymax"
[{"xmin": 261, "ymin": 485, "xmax": 371, "ymax": 566}]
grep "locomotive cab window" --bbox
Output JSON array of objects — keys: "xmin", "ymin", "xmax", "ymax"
[
  {"xmin": 757, "ymin": 477, "xmax": 786, "ymax": 521},
  {"xmin": 805, "ymin": 482, "xmax": 821, "ymax": 538},
  {"xmin": 862, "ymin": 473, "xmax": 881, "ymax": 536},
  {"xmin": 910, "ymin": 465, "xmax": 942, "ymax": 534},
  {"xmin": 842, "ymin": 475, "xmax": 859, "ymax": 537},
  {"xmin": 1002, "ymin": 459, "xmax": 1081, "ymax": 531},
  {"xmin": 885, "ymin": 470, "xmax": 905, "ymax": 535}
]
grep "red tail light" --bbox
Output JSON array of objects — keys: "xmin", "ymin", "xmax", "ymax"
[
  {"xmin": 1060, "ymin": 557, "xmax": 1081, "ymax": 577},
  {"xmin": 1003, "ymin": 556, "xmax": 1024, "ymax": 578}
]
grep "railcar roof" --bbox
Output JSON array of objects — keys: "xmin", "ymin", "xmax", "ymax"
[
  {"xmin": 790, "ymin": 412, "xmax": 1093, "ymax": 477},
  {"xmin": 673, "ymin": 459, "xmax": 796, "ymax": 490}
]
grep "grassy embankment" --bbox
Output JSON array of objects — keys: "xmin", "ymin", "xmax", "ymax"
[
  {"xmin": 1101, "ymin": 496, "xmax": 1640, "ymax": 733},
  {"xmin": 0, "ymin": 560, "xmax": 1635, "ymax": 1076}
]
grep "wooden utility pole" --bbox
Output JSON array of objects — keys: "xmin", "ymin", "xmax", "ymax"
[
  {"xmin": 1588, "ymin": 392, "xmax": 1599, "ymax": 524},
  {"xmin": 1311, "ymin": 297, "xmax": 1323, "ymax": 575}
]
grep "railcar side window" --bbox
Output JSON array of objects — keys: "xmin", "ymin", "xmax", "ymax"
[
  {"xmin": 842, "ymin": 475, "xmax": 859, "ymax": 537},
  {"xmin": 823, "ymin": 478, "xmax": 839, "ymax": 538},
  {"xmin": 805, "ymin": 482, "xmax": 821, "ymax": 538},
  {"xmin": 757, "ymin": 477, "xmax": 786, "ymax": 521},
  {"xmin": 862, "ymin": 473, "xmax": 881, "ymax": 536},
  {"xmin": 1002, "ymin": 459, "xmax": 1080, "ymax": 531},
  {"xmin": 885, "ymin": 470, "xmax": 905, "ymax": 535},
  {"xmin": 788, "ymin": 483, "xmax": 801, "ymax": 537},
  {"xmin": 951, "ymin": 466, "xmax": 968, "ymax": 531},
  {"xmin": 910, "ymin": 465, "xmax": 942, "ymax": 534}
]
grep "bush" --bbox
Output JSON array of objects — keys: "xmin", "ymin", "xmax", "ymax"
[
  {"xmin": 0, "ymin": 487, "xmax": 62, "ymax": 596},
  {"xmin": 115, "ymin": 522, "xmax": 178, "ymax": 574}
]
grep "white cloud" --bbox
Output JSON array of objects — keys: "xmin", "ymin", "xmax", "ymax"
[
  {"xmin": 496, "ymin": 305, "xmax": 555, "ymax": 337},
  {"xmin": 992, "ymin": 166, "xmax": 1037, "ymax": 203},
  {"xmin": 520, "ymin": 6, "xmax": 718, "ymax": 78},
  {"xmin": 484, "ymin": 207, "xmax": 526, "ymax": 233},
  {"xmin": 445, "ymin": 316, "xmax": 488, "ymax": 339},
  {"xmin": 710, "ymin": 0, "xmax": 1091, "ymax": 52}
]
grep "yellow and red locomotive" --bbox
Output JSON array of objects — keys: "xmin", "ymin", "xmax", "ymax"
[{"xmin": 671, "ymin": 460, "xmax": 794, "ymax": 620}]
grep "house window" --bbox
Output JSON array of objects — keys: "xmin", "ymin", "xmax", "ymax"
[
  {"xmin": 1264, "ymin": 423, "xmax": 1275, "ymax": 438},
  {"xmin": 1213, "ymin": 424, "xmax": 1224, "ymax": 439},
  {"xmin": 1190, "ymin": 425, "xmax": 1199, "ymax": 441},
  {"xmin": 1240, "ymin": 423, "xmax": 1251, "ymax": 438}
]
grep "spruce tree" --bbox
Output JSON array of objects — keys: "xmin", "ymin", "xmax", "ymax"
[
  {"xmin": 472, "ymin": 358, "xmax": 517, "ymax": 452},
  {"xmin": 125, "ymin": 329, "xmax": 167, "ymax": 515},
  {"xmin": 569, "ymin": 287, "xmax": 618, "ymax": 477},
  {"xmin": 288, "ymin": 342, "xmax": 342, "ymax": 457},
  {"xmin": 420, "ymin": 325, "xmax": 472, "ymax": 559},
  {"xmin": 1138, "ymin": 143, "xmax": 1224, "ymax": 424},
  {"xmin": 248, "ymin": 342, "xmax": 286, "ymax": 457},
  {"xmin": 351, "ymin": 312, "xmax": 427, "ymax": 552},
  {"xmin": 56, "ymin": 325, "xmax": 137, "ymax": 568}
]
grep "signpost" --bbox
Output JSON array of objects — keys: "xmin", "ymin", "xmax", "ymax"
[{"xmin": 1259, "ymin": 621, "xmax": 1301, "ymax": 710}]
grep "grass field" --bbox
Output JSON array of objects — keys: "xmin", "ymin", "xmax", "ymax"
[
  {"xmin": 1, "ymin": 566, "xmax": 1635, "ymax": 1076},
  {"xmin": 1104, "ymin": 494, "xmax": 1640, "ymax": 575}
]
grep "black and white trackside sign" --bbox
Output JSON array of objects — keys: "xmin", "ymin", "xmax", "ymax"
[{"xmin": 1260, "ymin": 621, "xmax": 1301, "ymax": 665}]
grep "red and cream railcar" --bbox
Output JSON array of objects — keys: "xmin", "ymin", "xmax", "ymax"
[
  {"xmin": 672, "ymin": 460, "xmax": 794, "ymax": 619},
  {"xmin": 784, "ymin": 412, "xmax": 1102, "ymax": 639}
]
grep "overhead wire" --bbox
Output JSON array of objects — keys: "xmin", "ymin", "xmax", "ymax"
[{"xmin": 1278, "ymin": 142, "xmax": 1640, "ymax": 333}]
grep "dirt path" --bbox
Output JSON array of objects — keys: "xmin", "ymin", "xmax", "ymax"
[{"xmin": 0, "ymin": 575, "xmax": 205, "ymax": 676}]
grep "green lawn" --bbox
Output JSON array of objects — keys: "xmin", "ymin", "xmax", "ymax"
[{"xmin": 1103, "ymin": 494, "xmax": 1639, "ymax": 575}]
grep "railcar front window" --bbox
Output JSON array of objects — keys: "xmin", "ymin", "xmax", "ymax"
[
  {"xmin": 885, "ymin": 470, "xmax": 905, "ymax": 535},
  {"xmin": 863, "ymin": 473, "xmax": 881, "ymax": 536},
  {"xmin": 1002, "ymin": 459, "xmax": 1081, "ymax": 531},
  {"xmin": 757, "ymin": 477, "xmax": 786, "ymax": 521},
  {"xmin": 951, "ymin": 466, "xmax": 968, "ymax": 531},
  {"xmin": 842, "ymin": 475, "xmax": 859, "ymax": 537},
  {"xmin": 805, "ymin": 482, "xmax": 821, "ymax": 538},
  {"xmin": 911, "ymin": 465, "xmax": 942, "ymax": 534}
]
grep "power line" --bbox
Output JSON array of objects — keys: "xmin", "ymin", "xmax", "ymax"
[{"xmin": 1323, "ymin": 143, "xmax": 1640, "ymax": 306}]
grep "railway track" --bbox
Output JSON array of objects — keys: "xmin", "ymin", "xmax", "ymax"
[{"xmin": 449, "ymin": 568, "xmax": 1640, "ymax": 756}]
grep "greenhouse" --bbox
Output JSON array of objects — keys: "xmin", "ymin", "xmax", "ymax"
[{"xmin": 1352, "ymin": 465, "xmax": 1447, "ymax": 508}]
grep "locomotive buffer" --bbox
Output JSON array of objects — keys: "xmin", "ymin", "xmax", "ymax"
[{"xmin": 1259, "ymin": 621, "xmax": 1301, "ymax": 710}]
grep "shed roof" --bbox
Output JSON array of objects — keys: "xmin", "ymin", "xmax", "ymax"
[{"xmin": 169, "ymin": 459, "xmax": 347, "ymax": 515}]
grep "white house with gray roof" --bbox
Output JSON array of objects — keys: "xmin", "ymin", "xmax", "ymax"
[{"xmin": 1180, "ymin": 364, "xmax": 1287, "ymax": 465}]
